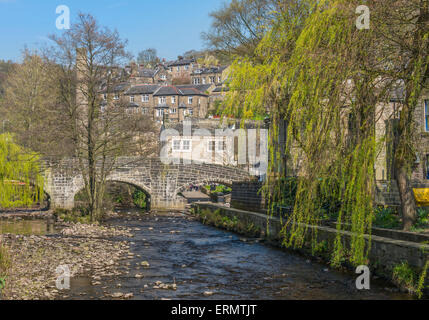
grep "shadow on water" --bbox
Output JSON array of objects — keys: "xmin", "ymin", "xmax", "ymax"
[{"xmin": 62, "ymin": 210, "xmax": 413, "ymax": 300}]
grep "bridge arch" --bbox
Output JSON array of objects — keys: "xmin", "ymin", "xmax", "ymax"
[{"xmin": 44, "ymin": 157, "xmax": 254, "ymax": 210}]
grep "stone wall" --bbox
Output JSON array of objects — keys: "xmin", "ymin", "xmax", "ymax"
[
  {"xmin": 231, "ymin": 181, "xmax": 266, "ymax": 212},
  {"xmin": 193, "ymin": 203, "xmax": 429, "ymax": 285}
]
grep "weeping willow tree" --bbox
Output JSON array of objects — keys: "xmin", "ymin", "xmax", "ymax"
[
  {"xmin": 0, "ymin": 133, "xmax": 44, "ymax": 208},
  {"xmin": 223, "ymin": 0, "xmax": 389, "ymax": 266}
]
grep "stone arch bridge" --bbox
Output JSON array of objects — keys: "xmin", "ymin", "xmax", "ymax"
[{"xmin": 42, "ymin": 157, "xmax": 254, "ymax": 210}]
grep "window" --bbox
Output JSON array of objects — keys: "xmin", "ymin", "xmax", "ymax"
[
  {"xmin": 217, "ymin": 141, "xmax": 226, "ymax": 151},
  {"xmin": 156, "ymin": 109, "xmax": 165, "ymax": 117},
  {"xmin": 184, "ymin": 65, "xmax": 189, "ymax": 71},
  {"xmin": 173, "ymin": 140, "xmax": 181, "ymax": 151},
  {"xmin": 160, "ymin": 74, "xmax": 166, "ymax": 80},
  {"xmin": 130, "ymin": 95, "xmax": 135, "ymax": 102},
  {"xmin": 114, "ymin": 93, "xmax": 119, "ymax": 100},
  {"xmin": 209, "ymin": 76, "xmax": 215, "ymax": 84},
  {"xmin": 159, "ymin": 97, "xmax": 166, "ymax": 104},
  {"xmin": 208, "ymin": 141, "xmax": 216, "ymax": 152},
  {"xmin": 170, "ymin": 108, "xmax": 177, "ymax": 114},
  {"xmin": 177, "ymin": 66, "xmax": 180, "ymax": 72},
  {"xmin": 218, "ymin": 76, "xmax": 222, "ymax": 83},
  {"xmin": 171, "ymin": 96, "xmax": 176, "ymax": 104},
  {"xmin": 172, "ymin": 140, "xmax": 191, "ymax": 152},
  {"xmin": 103, "ymin": 94, "xmax": 107, "ymax": 100},
  {"xmin": 188, "ymin": 97, "xmax": 193, "ymax": 105},
  {"xmin": 142, "ymin": 95, "xmax": 149, "ymax": 103},
  {"xmin": 193, "ymin": 78, "xmax": 200, "ymax": 85},
  {"xmin": 202, "ymin": 78, "xmax": 206, "ymax": 84},
  {"xmin": 183, "ymin": 140, "xmax": 191, "ymax": 151},
  {"xmin": 425, "ymin": 100, "xmax": 429, "ymax": 132},
  {"xmin": 208, "ymin": 141, "xmax": 225, "ymax": 152},
  {"xmin": 189, "ymin": 109, "xmax": 193, "ymax": 116},
  {"xmin": 142, "ymin": 108, "xmax": 148, "ymax": 115}
]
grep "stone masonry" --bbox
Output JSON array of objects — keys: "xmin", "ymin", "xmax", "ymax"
[{"xmin": 42, "ymin": 157, "xmax": 254, "ymax": 210}]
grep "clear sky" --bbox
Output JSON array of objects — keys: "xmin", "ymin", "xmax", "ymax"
[{"xmin": 0, "ymin": 0, "xmax": 226, "ymax": 62}]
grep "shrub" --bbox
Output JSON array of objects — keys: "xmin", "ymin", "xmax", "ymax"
[
  {"xmin": 373, "ymin": 206, "xmax": 401, "ymax": 229},
  {"xmin": 412, "ymin": 208, "xmax": 429, "ymax": 231}
]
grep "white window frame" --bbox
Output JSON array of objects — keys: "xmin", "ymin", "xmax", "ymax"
[
  {"xmin": 182, "ymin": 140, "xmax": 191, "ymax": 152},
  {"xmin": 170, "ymin": 108, "xmax": 177, "ymax": 114},
  {"xmin": 142, "ymin": 95, "xmax": 149, "ymax": 103},
  {"xmin": 171, "ymin": 96, "xmax": 176, "ymax": 104},
  {"xmin": 114, "ymin": 93, "xmax": 119, "ymax": 100},
  {"xmin": 159, "ymin": 96, "xmax": 166, "ymax": 104},
  {"xmin": 188, "ymin": 97, "xmax": 193, "ymax": 105},
  {"xmin": 130, "ymin": 95, "xmax": 135, "ymax": 103}
]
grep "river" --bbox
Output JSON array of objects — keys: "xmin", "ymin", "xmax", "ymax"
[{"xmin": 54, "ymin": 210, "xmax": 410, "ymax": 300}]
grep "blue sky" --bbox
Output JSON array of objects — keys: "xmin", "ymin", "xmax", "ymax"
[{"xmin": 0, "ymin": 0, "xmax": 226, "ymax": 62}]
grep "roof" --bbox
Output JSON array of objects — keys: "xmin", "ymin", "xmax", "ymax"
[
  {"xmin": 100, "ymin": 82, "xmax": 130, "ymax": 94},
  {"xmin": 164, "ymin": 119, "xmax": 267, "ymax": 136},
  {"xmin": 191, "ymin": 66, "xmax": 227, "ymax": 75},
  {"xmin": 153, "ymin": 85, "xmax": 209, "ymax": 97},
  {"xmin": 138, "ymin": 68, "xmax": 156, "ymax": 78},
  {"xmin": 125, "ymin": 85, "xmax": 160, "ymax": 95},
  {"xmin": 167, "ymin": 58, "xmax": 196, "ymax": 67},
  {"xmin": 177, "ymin": 84, "xmax": 212, "ymax": 93},
  {"xmin": 212, "ymin": 86, "xmax": 230, "ymax": 93}
]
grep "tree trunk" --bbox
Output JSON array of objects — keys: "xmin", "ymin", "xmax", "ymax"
[{"xmin": 395, "ymin": 164, "xmax": 416, "ymax": 231}]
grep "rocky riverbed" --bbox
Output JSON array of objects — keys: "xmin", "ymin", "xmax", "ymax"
[{"xmin": 0, "ymin": 221, "xmax": 133, "ymax": 300}]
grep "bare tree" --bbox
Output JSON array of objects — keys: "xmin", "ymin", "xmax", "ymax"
[
  {"xmin": 202, "ymin": 0, "xmax": 278, "ymax": 57},
  {"xmin": 49, "ymin": 13, "xmax": 157, "ymax": 221},
  {"xmin": 137, "ymin": 48, "xmax": 160, "ymax": 68}
]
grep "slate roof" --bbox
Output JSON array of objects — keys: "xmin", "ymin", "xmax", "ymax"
[
  {"xmin": 153, "ymin": 85, "xmax": 209, "ymax": 97},
  {"xmin": 125, "ymin": 85, "xmax": 160, "ymax": 95},
  {"xmin": 138, "ymin": 68, "xmax": 156, "ymax": 78},
  {"xmin": 100, "ymin": 82, "xmax": 130, "ymax": 94},
  {"xmin": 167, "ymin": 58, "xmax": 196, "ymax": 67},
  {"xmin": 212, "ymin": 86, "xmax": 230, "ymax": 93},
  {"xmin": 191, "ymin": 66, "xmax": 227, "ymax": 75}
]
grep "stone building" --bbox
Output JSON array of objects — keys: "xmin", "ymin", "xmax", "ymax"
[
  {"xmin": 191, "ymin": 66, "xmax": 229, "ymax": 86},
  {"xmin": 130, "ymin": 64, "xmax": 172, "ymax": 85},
  {"xmin": 123, "ymin": 84, "xmax": 210, "ymax": 123},
  {"xmin": 166, "ymin": 57, "xmax": 198, "ymax": 83},
  {"xmin": 161, "ymin": 119, "xmax": 268, "ymax": 172}
]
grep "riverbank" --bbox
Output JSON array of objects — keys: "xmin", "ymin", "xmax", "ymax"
[
  {"xmin": 0, "ymin": 213, "xmax": 133, "ymax": 300},
  {"xmin": 191, "ymin": 203, "xmax": 429, "ymax": 298}
]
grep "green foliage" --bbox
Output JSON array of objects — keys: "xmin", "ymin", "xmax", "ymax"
[
  {"xmin": 0, "ymin": 133, "xmax": 44, "ymax": 208},
  {"xmin": 0, "ymin": 244, "xmax": 10, "ymax": 294},
  {"xmin": 411, "ymin": 208, "xmax": 429, "ymax": 232},
  {"xmin": 373, "ymin": 207, "xmax": 401, "ymax": 230},
  {"xmin": 132, "ymin": 190, "xmax": 147, "ymax": 209},
  {"xmin": 53, "ymin": 208, "xmax": 92, "ymax": 224},
  {"xmin": 393, "ymin": 261, "xmax": 428, "ymax": 298},
  {"xmin": 223, "ymin": 0, "xmax": 378, "ymax": 267},
  {"xmin": 196, "ymin": 208, "xmax": 261, "ymax": 237}
]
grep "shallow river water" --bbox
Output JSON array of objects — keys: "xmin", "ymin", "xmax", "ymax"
[{"xmin": 59, "ymin": 211, "xmax": 410, "ymax": 300}]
